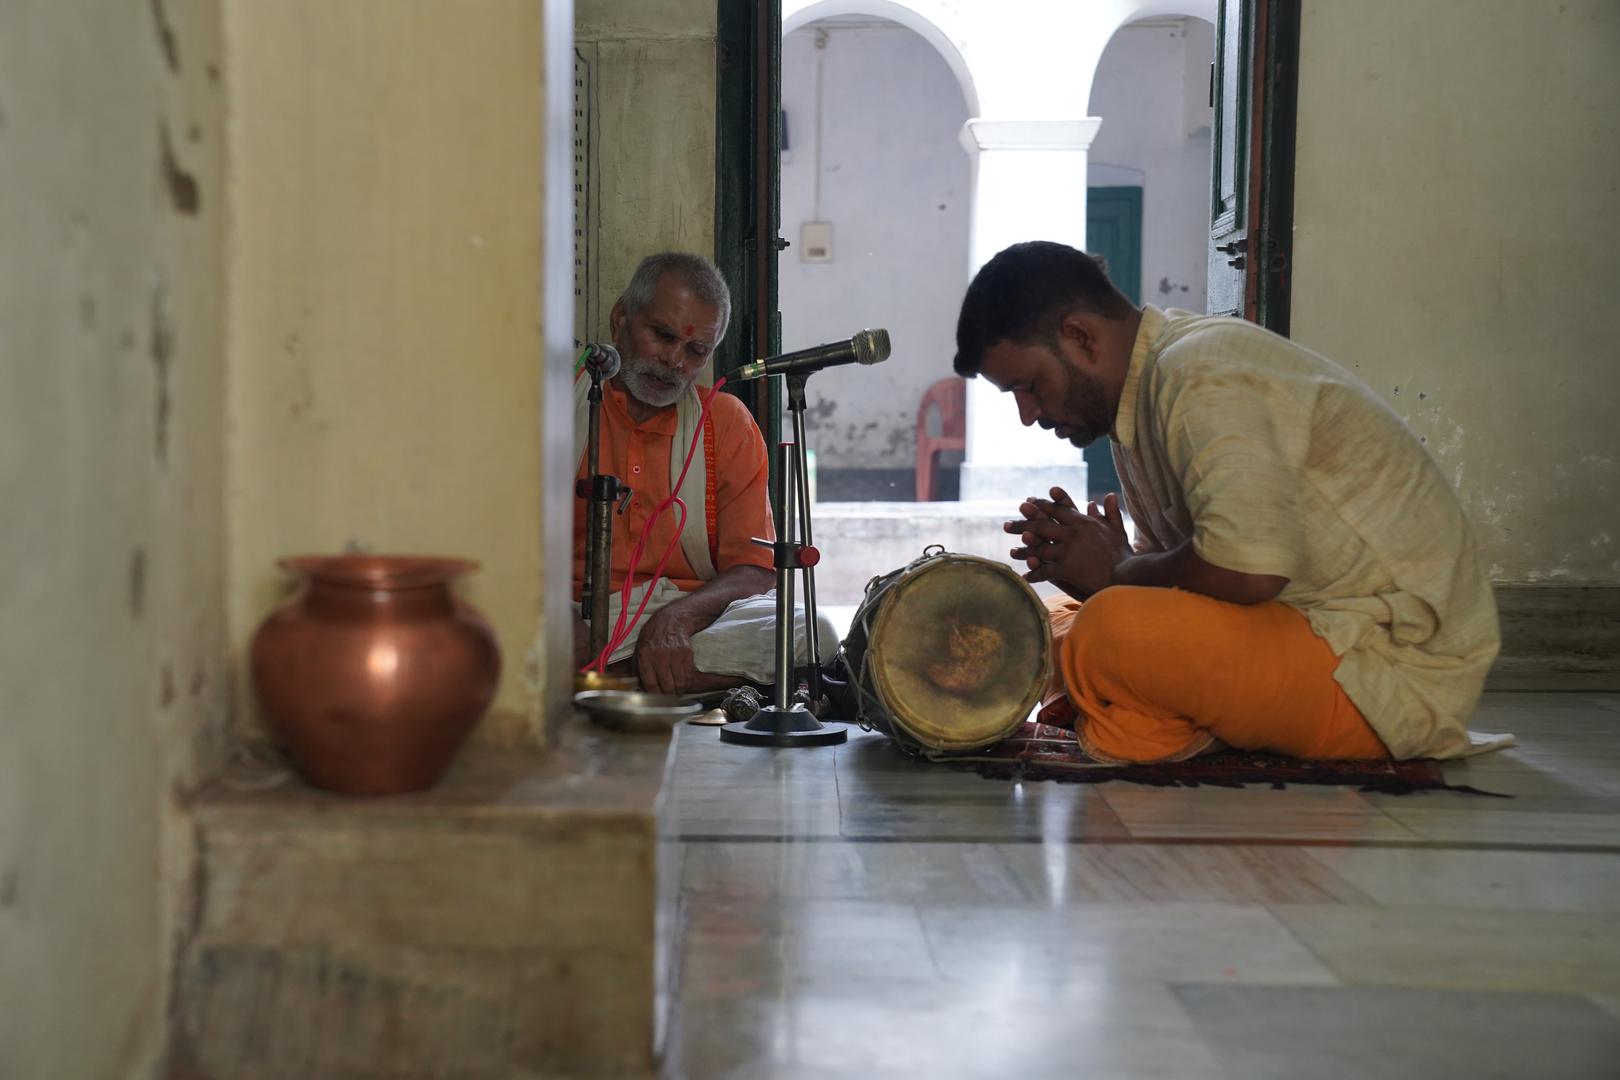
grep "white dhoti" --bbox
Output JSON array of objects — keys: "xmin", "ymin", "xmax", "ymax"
[{"xmin": 577, "ymin": 577, "xmax": 839, "ymax": 684}]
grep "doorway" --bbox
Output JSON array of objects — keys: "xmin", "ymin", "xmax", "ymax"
[{"xmin": 1084, "ymin": 184, "xmax": 1143, "ymax": 500}]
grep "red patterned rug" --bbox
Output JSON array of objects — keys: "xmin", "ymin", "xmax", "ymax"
[{"xmin": 945, "ymin": 719, "xmax": 1508, "ymax": 797}]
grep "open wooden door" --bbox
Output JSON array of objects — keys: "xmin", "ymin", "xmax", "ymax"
[{"xmin": 1207, "ymin": 0, "xmax": 1301, "ymax": 332}]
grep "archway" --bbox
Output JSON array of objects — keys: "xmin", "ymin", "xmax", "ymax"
[{"xmin": 779, "ymin": 13, "xmax": 974, "ymax": 505}]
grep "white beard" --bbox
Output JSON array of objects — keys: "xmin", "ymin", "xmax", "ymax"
[{"xmin": 620, "ymin": 356, "xmax": 694, "ymax": 408}]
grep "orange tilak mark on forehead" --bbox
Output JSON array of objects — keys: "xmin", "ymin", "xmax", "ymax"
[{"xmin": 683, "ymin": 325, "xmax": 694, "ymax": 336}]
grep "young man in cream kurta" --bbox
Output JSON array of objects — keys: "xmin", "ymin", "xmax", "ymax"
[{"xmin": 954, "ymin": 241, "xmax": 1500, "ymax": 763}]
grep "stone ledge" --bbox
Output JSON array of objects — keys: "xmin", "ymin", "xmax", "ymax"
[
  {"xmin": 1490, "ymin": 584, "xmax": 1620, "ymax": 691},
  {"xmin": 171, "ymin": 723, "xmax": 675, "ymax": 1080},
  {"xmin": 189, "ymin": 730, "xmax": 671, "ymax": 827}
]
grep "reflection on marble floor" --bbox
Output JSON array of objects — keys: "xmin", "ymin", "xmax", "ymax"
[{"xmin": 662, "ymin": 693, "xmax": 1620, "ymax": 1079}]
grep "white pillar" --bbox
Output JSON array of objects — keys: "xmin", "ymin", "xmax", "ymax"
[{"xmin": 957, "ymin": 117, "xmax": 1101, "ymax": 504}]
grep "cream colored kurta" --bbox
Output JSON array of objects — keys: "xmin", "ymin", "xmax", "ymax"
[{"xmin": 1111, "ymin": 306, "xmax": 1501, "ymax": 759}]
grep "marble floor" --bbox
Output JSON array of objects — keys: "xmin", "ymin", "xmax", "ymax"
[{"xmin": 660, "ymin": 692, "xmax": 1620, "ymax": 1079}]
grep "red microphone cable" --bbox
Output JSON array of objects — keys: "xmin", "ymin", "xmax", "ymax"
[{"xmin": 583, "ymin": 376, "xmax": 729, "ymax": 674}]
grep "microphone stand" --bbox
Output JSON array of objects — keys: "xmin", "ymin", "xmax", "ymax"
[
  {"xmin": 577, "ymin": 359, "xmax": 629, "ymax": 665},
  {"xmin": 720, "ymin": 372, "xmax": 847, "ymax": 747}
]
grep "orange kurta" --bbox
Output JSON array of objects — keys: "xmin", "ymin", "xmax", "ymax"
[
  {"xmin": 1046, "ymin": 588, "xmax": 1389, "ymax": 764},
  {"xmin": 572, "ymin": 379, "xmax": 774, "ymax": 600}
]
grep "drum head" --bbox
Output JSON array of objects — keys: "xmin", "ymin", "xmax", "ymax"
[{"xmin": 866, "ymin": 555, "xmax": 1051, "ymax": 752}]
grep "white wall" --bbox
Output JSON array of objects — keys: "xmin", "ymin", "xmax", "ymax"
[
  {"xmin": 784, "ymin": 0, "xmax": 1217, "ymax": 122},
  {"xmin": 780, "ymin": 21, "xmax": 972, "ymax": 475},
  {"xmin": 1086, "ymin": 17, "xmax": 1214, "ymax": 311},
  {"xmin": 1291, "ymin": 0, "xmax": 1620, "ymax": 584}
]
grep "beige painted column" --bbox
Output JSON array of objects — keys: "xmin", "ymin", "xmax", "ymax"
[{"xmin": 224, "ymin": 0, "xmax": 576, "ymax": 747}]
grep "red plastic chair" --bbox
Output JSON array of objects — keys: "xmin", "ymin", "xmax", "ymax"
[{"xmin": 915, "ymin": 378, "xmax": 966, "ymax": 501}]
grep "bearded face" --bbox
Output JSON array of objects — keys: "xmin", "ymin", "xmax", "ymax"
[
  {"xmin": 619, "ymin": 349, "xmax": 699, "ymax": 408},
  {"xmin": 1043, "ymin": 361, "xmax": 1112, "ymax": 448},
  {"xmin": 980, "ymin": 337, "xmax": 1115, "ymax": 449},
  {"xmin": 609, "ymin": 274, "xmax": 723, "ymax": 410}
]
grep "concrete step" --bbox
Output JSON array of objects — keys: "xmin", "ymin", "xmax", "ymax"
[{"xmin": 170, "ymin": 726, "xmax": 676, "ymax": 1079}]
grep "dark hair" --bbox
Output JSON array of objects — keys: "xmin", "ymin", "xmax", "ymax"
[{"xmin": 953, "ymin": 241, "xmax": 1134, "ymax": 377}]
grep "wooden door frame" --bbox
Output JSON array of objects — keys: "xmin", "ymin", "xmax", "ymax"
[
  {"xmin": 1245, "ymin": 0, "xmax": 1301, "ymax": 333},
  {"xmin": 714, "ymin": 0, "xmax": 783, "ymax": 444}
]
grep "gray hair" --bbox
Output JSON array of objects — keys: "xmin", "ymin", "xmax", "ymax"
[{"xmin": 617, "ymin": 252, "xmax": 732, "ymax": 345}]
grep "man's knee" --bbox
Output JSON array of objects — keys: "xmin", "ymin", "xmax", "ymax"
[{"xmin": 1064, "ymin": 586, "xmax": 1154, "ymax": 670}]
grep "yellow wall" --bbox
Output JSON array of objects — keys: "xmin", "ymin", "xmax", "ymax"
[
  {"xmin": 1291, "ymin": 0, "xmax": 1620, "ymax": 583},
  {"xmin": 0, "ymin": 0, "xmax": 229, "ymax": 1074},
  {"xmin": 576, "ymin": 0, "xmax": 719, "ymax": 342},
  {"xmin": 223, "ymin": 0, "xmax": 574, "ymax": 746}
]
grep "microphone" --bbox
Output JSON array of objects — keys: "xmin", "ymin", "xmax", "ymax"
[
  {"xmin": 733, "ymin": 328, "xmax": 891, "ymax": 380},
  {"xmin": 581, "ymin": 342, "xmax": 621, "ymax": 380}
]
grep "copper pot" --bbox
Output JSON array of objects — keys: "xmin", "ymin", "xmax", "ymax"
[{"xmin": 250, "ymin": 555, "xmax": 501, "ymax": 795}]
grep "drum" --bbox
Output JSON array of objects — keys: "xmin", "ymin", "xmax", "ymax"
[{"xmin": 835, "ymin": 547, "xmax": 1052, "ymax": 755}]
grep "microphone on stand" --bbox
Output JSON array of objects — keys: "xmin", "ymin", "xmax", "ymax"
[
  {"xmin": 578, "ymin": 340, "xmax": 624, "ymax": 662},
  {"xmin": 732, "ymin": 328, "xmax": 891, "ymax": 380},
  {"xmin": 581, "ymin": 342, "xmax": 622, "ymax": 380}
]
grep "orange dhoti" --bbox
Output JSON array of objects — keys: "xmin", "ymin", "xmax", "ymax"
[{"xmin": 1044, "ymin": 586, "xmax": 1389, "ymax": 763}]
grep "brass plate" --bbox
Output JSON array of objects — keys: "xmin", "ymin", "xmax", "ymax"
[{"xmin": 575, "ymin": 690, "xmax": 701, "ymax": 733}]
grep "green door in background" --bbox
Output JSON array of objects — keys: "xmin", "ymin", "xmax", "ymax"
[{"xmin": 1085, "ymin": 185, "xmax": 1142, "ymax": 500}]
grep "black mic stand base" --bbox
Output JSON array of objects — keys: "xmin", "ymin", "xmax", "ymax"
[
  {"xmin": 719, "ymin": 705, "xmax": 847, "ymax": 747},
  {"xmin": 720, "ymin": 435, "xmax": 846, "ymax": 749}
]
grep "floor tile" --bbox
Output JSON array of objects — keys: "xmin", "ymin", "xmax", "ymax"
[
  {"xmin": 667, "ymin": 799, "xmax": 845, "ymax": 839},
  {"xmin": 663, "ymin": 690, "xmax": 1620, "ymax": 1078},
  {"xmin": 669, "ymin": 979, "xmax": 1227, "ymax": 1080},
  {"xmin": 1174, "ymin": 984, "xmax": 1620, "ymax": 1080},
  {"xmin": 1270, "ymin": 904, "xmax": 1620, "ymax": 993},
  {"xmin": 681, "ymin": 841, "xmax": 1032, "ymax": 904},
  {"xmin": 1374, "ymin": 805, "xmax": 1620, "ymax": 847},
  {"xmin": 676, "ymin": 898, "xmax": 941, "ymax": 995},
  {"xmin": 917, "ymin": 901, "xmax": 1339, "ymax": 986},
  {"xmin": 998, "ymin": 843, "xmax": 1374, "ymax": 905},
  {"xmin": 837, "ymin": 788, "xmax": 1132, "ymax": 842},
  {"xmin": 1301, "ymin": 847, "xmax": 1620, "ymax": 912},
  {"xmin": 1492, "ymin": 737, "xmax": 1620, "ymax": 767},
  {"xmin": 1432, "ymin": 752, "xmax": 1620, "ymax": 798},
  {"xmin": 1098, "ymin": 785, "xmax": 1422, "ymax": 842}
]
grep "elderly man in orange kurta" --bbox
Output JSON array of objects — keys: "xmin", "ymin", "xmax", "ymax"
[{"xmin": 572, "ymin": 252, "xmax": 836, "ymax": 694}]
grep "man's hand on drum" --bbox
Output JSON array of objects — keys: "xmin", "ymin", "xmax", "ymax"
[
  {"xmin": 1005, "ymin": 487, "xmax": 1132, "ymax": 599},
  {"xmin": 633, "ymin": 604, "xmax": 701, "ymax": 695}
]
